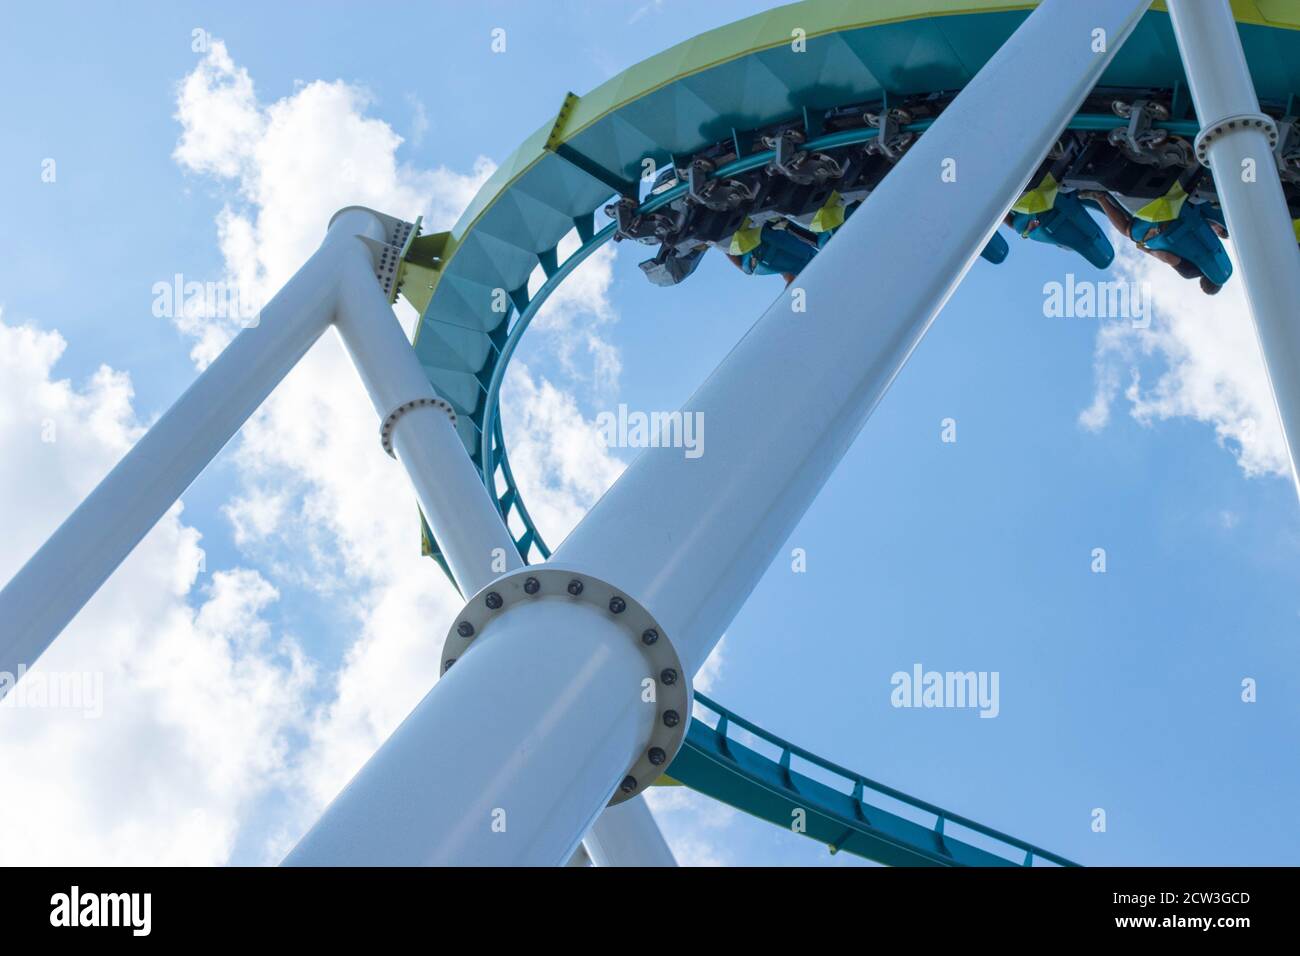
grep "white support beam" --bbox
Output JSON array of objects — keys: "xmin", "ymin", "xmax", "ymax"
[
  {"xmin": 285, "ymin": 0, "xmax": 1152, "ymax": 866},
  {"xmin": 584, "ymin": 795, "xmax": 677, "ymax": 867},
  {"xmin": 330, "ymin": 211, "xmax": 522, "ymax": 596},
  {"xmin": 0, "ymin": 210, "xmax": 363, "ymax": 686},
  {"xmin": 0, "ymin": 207, "xmax": 517, "ymax": 693},
  {"xmin": 565, "ymin": 843, "xmax": 593, "ymax": 867},
  {"xmin": 1167, "ymin": 0, "xmax": 1300, "ymax": 503},
  {"xmin": 285, "ymin": 594, "xmax": 657, "ymax": 866}
]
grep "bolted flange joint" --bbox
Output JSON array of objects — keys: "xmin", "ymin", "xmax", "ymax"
[
  {"xmin": 440, "ymin": 566, "xmax": 692, "ymax": 806},
  {"xmin": 1193, "ymin": 112, "xmax": 1278, "ymax": 167},
  {"xmin": 328, "ymin": 205, "xmax": 421, "ymax": 303},
  {"xmin": 379, "ymin": 396, "xmax": 457, "ymax": 458}
]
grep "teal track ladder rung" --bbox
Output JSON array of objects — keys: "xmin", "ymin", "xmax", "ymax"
[
  {"xmin": 778, "ymin": 748, "xmax": 795, "ymax": 791},
  {"xmin": 714, "ymin": 714, "xmax": 732, "ymax": 757},
  {"xmin": 665, "ymin": 693, "xmax": 1079, "ymax": 868},
  {"xmin": 850, "ymin": 779, "xmax": 870, "ymax": 826},
  {"xmin": 932, "ymin": 816, "xmax": 953, "ymax": 859}
]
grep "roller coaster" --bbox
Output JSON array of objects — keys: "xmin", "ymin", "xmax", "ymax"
[
  {"xmin": 399, "ymin": 0, "xmax": 1300, "ymax": 864},
  {"xmin": 4, "ymin": 0, "xmax": 1299, "ymax": 866}
]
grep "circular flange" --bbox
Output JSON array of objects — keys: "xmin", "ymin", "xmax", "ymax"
[
  {"xmin": 1193, "ymin": 112, "xmax": 1278, "ymax": 166},
  {"xmin": 440, "ymin": 566, "xmax": 691, "ymax": 806},
  {"xmin": 380, "ymin": 396, "xmax": 456, "ymax": 458}
]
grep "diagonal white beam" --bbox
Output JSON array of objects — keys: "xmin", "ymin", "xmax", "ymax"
[
  {"xmin": 330, "ymin": 211, "xmax": 522, "ymax": 595},
  {"xmin": 0, "ymin": 207, "xmax": 517, "ymax": 694},
  {"xmin": 583, "ymin": 795, "xmax": 676, "ymax": 867},
  {"xmin": 285, "ymin": 0, "xmax": 1153, "ymax": 866}
]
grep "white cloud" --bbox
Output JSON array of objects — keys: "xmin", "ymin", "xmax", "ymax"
[
  {"xmin": 529, "ymin": 235, "xmax": 622, "ymax": 390},
  {"xmin": 0, "ymin": 315, "xmax": 311, "ymax": 865},
  {"xmin": 172, "ymin": 40, "xmax": 492, "ymax": 368},
  {"xmin": 629, "ymin": 0, "xmax": 668, "ymax": 25},
  {"xmin": 694, "ymin": 635, "xmax": 726, "ymax": 693},
  {"xmin": 1082, "ymin": 241, "xmax": 1289, "ymax": 479},
  {"xmin": 499, "ymin": 362, "xmax": 627, "ymax": 545},
  {"xmin": 643, "ymin": 785, "xmax": 736, "ymax": 866},
  {"xmin": 173, "ymin": 42, "xmax": 263, "ymax": 181},
  {"xmin": 405, "ymin": 92, "xmax": 431, "ymax": 147},
  {"xmin": 223, "ymin": 490, "xmax": 288, "ymax": 547}
]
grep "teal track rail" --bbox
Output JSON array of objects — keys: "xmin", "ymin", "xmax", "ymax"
[
  {"xmin": 415, "ymin": 112, "xmax": 1196, "ymax": 867},
  {"xmin": 411, "ymin": 113, "xmax": 1171, "ymax": 867},
  {"xmin": 454, "ymin": 110, "xmax": 1199, "ymax": 574},
  {"xmin": 404, "ymin": 5, "xmax": 1300, "ymax": 863},
  {"xmin": 667, "ymin": 694, "xmax": 1079, "ymax": 867}
]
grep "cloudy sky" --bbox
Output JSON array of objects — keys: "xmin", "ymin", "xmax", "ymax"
[{"xmin": 1, "ymin": 0, "xmax": 1297, "ymax": 867}]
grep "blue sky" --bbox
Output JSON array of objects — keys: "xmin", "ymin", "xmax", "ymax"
[{"xmin": 1, "ymin": 0, "xmax": 1297, "ymax": 866}]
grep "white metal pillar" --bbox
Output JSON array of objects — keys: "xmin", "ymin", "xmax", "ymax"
[
  {"xmin": 286, "ymin": 0, "xmax": 1152, "ymax": 867},
  {"xmin": 330, "ymin": 212, "xmax": 522, "ymax": 595},
  {"xmin": 332, "ymin": 212, "xmax": 675, "ymax": 865},
  {"xmin": 0, "ymin": 211, "xmax": 359, "ymax": 685},
  {"xmin": 584, "ymin": 795, "xmax": 677, "ymax": 867},
  {"xmin": 285, "ymin": 595, "xmax": 658, "ymax": 866},
  {"xmin": 566, "ymin": 843, "xmax": 593, "ymax": 867},
  {"xmin": 1167, "ymin": 0, "xmax": 1300, "ymax": 503},
  {"xmin": 0, "ymin": 207, "xmax": 516, "ymax": 689},
  {"xmin": 0, "ymin": 197, "xmax": 667, "ymax": 863}
]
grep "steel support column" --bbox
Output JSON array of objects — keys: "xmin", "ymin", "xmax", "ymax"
[
  {"xmin": 285, "ymin": 0, "xmax": 1152, "ymax": 866},
  {"xmin": 584, "ymin": 795, "xmax": 677, "ymax": 867},
  {"xmin": 1168, "ymin": 0, "xmax": 1300, "ymax": 502},
  {"xmin": 0, "ymin": 212, "xmax": 362, "ymax": 685},
  {"xmin": 330, "ymin": 214, "xmax": 521, "ymax": 595},
  {"xmin": 0, "ymin": 208, "xmax": 517, "ymax": 690}
]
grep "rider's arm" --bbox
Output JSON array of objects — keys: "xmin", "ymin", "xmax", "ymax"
[
  {"xmin": 1141, "ymin": 247, "xmax": 1181, "ymax": 267},
  {"xmin": 1088, "ymin": 191, "xmax": 1133, "ymax": 234}
]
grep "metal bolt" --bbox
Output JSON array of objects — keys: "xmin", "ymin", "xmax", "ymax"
[
  {"xmin": 660, "ymin": 668, "xmax": 678, "ymax": 686},
  {"xmin": 663, "ymin": 710, "xmax": 680, "ymax": 728},
  {"xmin": 609, "ymin": 595, "xmax": 626, "ymax": 614},
  {"xmin": 641, "ymin": 628, "xmax": 659, "ymax": 645},
  {"xmin": 456, "ymin": 621, "xmax": 474, "ymax": 638},
  {"xmin": 648, "ymin": 747, "xmax": 666, "ymax": 766},
  {"xmin": 620, "ymin": 775, "xmax": 637, "ymax": 794},
  {"xmin": 567, "ymin": 579, "xmax": 584, "ymax": 596},
  {"xmin": 485, "ymin": 591, "xmax": 503, "ymax": 610},
  {"xmin": 523, "ymin": 576, "xmax": 540, "ymax": 595}
]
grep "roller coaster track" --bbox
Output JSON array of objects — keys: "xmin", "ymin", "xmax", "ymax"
[
  {"xmin": 395, "ymin": 1, "xmax": 1300, "ymax": 863},
  {"xmin": 417, "ymin": 111, "xmax": 1208, "ymax": 575},
  {"xmin": 672, "ymin": 694, "xmax": 1077, "ymax": 866}
]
